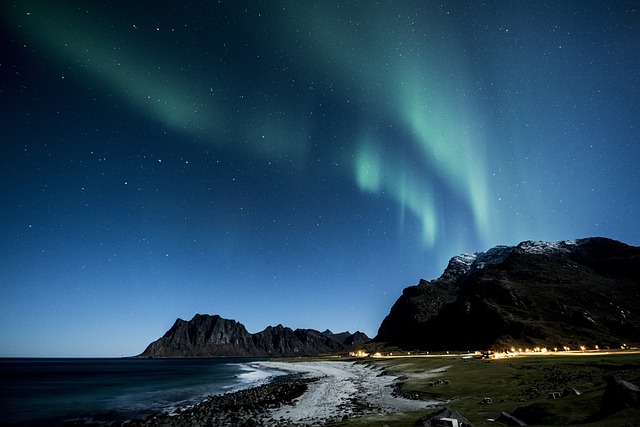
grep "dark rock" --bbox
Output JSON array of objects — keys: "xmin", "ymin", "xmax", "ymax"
[
  {"xmin": 375, "ymin": 237, "xmax": 640, "ymax": 351},
  {"xmin": 138, "ymin": 314, "xmax": 370, "ymax": 357},
  {"xmin": 139, "ymin": 314, "xmax": 258, "ymax": 357},
  {"xmin": 563, "ymin": 387, "xmax": 581, "ymax": 397},
  {"xmin": 495, "ymin": 411, "xmax": 527, "ymax": 426},
  {"xmin": 511, "ymin": 402, "xmax": 557, "ymax": 426},
  {"xmin": 413, "ymin": 407, "xmax": 473, "ymax": 426},
  {"xmin": 240, "ymin": 418, "xmax": 258, "ymax": 427},
  {"xmin": 600, "ymin": 375, "xmax": 640, "ymax": 415}
]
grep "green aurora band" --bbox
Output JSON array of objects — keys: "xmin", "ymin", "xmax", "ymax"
[
  {"xmin": 6, "ymin": 1, "xmax": 493, "ymax": 249},
  {"xmin": 275, "ymin": 2, "xmax": 491, "ymax": 245}
]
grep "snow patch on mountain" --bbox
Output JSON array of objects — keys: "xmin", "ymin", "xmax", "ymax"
[
  {"xmin": 474, "ymin": 245, "xmax": 512, "ymax": 269},
  {"xmin": 516, "ymin": 240, "xmax": 575, "ymax": 255},
  {"xmin": 453, "ymin": 253, "xmax": 477, "ymax": 267},
  {"xmin": 442, "ymin": 240, "xmax": 581, "ymax": 282}
]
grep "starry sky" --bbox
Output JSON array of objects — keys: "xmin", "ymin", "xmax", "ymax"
[{"xmin": 1, "ymin": 1, "xmax": 639, "ymax": 357}]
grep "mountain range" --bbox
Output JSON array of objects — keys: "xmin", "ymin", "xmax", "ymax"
[
  {"xmin": 138, "ymin": 314, "xmax": 369, "ymax": 357},
  {"xmin": 139, "ymin": 237, "xmax": 639, "ymax": 357}
]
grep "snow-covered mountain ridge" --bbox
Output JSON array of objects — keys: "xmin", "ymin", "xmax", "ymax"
[{"xmin": 446, "ymin": 239, "xmax": 581, "ymax": 280}]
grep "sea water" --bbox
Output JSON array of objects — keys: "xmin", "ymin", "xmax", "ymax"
[{"xmin": 0, "ymin": 358, "xmax": 279, "ymax": 426}]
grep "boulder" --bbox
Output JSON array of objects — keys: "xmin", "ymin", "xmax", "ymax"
[
  {"xmin": 562, "ymin": 387, "xmax": 581, "ymax": 397},
  {"xmin": 511, "ymin": 402, "xmax": 556, "ymax": 425},
  {"xmin": 495, "ymin": 411, "xmax": 527, "ymax": 426},
  {"xmin": 414, "ymin": 407, "xmax": 472, "ymax": 426},
  {"xmin": 600, "ymin": 375, "xmax": 640, "ymax": 415}
]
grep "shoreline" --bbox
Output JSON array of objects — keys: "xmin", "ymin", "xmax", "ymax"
[
  {"xmin": 62, "ymin": 373, "xmax": 315, "ymax": 427},
  {"xmin": 61, "ymin": 359, "xmax": 438, "ymax": 427},
  {"xmin": 252, "ymin": 360, "xmax": 437, "ymax": 424}
]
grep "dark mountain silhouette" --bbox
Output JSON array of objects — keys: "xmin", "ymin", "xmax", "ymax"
[
  {"xmin": 138, "ymin": 314, "xmax": 369, "ymax": 357},
  {"xmin": 375, "ymin": 237, "xmax": 640, "ymax": 351},
  {"xmin": 322, "ymin": 329, "xmax": 370, "ymax": 347}
]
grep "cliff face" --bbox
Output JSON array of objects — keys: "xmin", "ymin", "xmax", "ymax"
[
  {"xmin": 140, "ymin": 314, "xmax": 258, "ymax": 357},
  {"xmin": 375, "ymin": 237, "xmax": 640, "ymax": 351},
  {"xmin": 139, "ymin": 314, "xmax": 369, "ymax": 357}
]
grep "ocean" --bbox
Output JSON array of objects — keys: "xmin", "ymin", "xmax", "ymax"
[{"xmin": 0, "ymin": 357, "xmax": 279, "ymax": 426}]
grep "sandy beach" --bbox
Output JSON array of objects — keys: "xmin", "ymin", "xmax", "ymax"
[{"xmin": 250, "ymin": 360, "xmax": 438, "ymax": 425}]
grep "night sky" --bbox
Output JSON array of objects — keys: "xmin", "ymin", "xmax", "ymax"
[{"xmin": 2, "ymin": 1, "xmax": 639, "ymax": 357}]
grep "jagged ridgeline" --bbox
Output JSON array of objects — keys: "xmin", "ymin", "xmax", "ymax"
[
  {"xmin": 375, "ymin": 237, "xmax": 640, "ymax": 352},
  {"xmin": 139, "ymin": 237, "xmax": 639, "ymax": 357},
  {"xmin": 138, "ymin": 314, "xmax": 369, "ymax": 357}
]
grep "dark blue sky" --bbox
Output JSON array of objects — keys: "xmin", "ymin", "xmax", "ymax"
[{"xmin": 2, "ymin": 1, "xmax": 639, "ymax": 356}]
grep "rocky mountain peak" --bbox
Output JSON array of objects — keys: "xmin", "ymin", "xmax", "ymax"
[
  {"xmin": 515, "ymin": 239, "xmax": 575, "ymax": 254},
  {"xmin": 440, "ymin": 253, "xmax": 477, "ymax": 282},
  {"xmin": 375, "ymin": 237, "xmax": 640, "ymax": 351}
]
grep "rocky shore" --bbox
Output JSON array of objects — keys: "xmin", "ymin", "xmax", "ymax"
[
  {"xmin": 63, "ymin": 375, "xmax": 318, "ymax": 427},
  {"xmin": 59, "ymin": 360, "xmax": 434, "ymax": 427}
]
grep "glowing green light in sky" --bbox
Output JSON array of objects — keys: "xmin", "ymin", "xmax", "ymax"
[
  {"xmin": 355, "ymin": 135, "xmax": 437, "ymax": 245},
  {"xmin": 13, "ymin": 3, "xmax": 214, "ymax": 131},
  {"xmin": 400, "ymin": 69, "xmax": 492, "ymax": 241},
  {"xmin": 7, "ymin": 0, "xmax": 494, "ymax": 248},
  {"xmin": 275, "ymin": 2, "xmax": 494, "ymax": 246},
  {"xmin": 355, "ymin": 144, "xmax": 382, "ymax": 193},
  {"xmin": 5, "ymin": 2, "xmax": 309, "ymax": 163}
]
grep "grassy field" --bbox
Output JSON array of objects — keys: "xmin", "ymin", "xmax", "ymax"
[{"xmin": 330, "ymin": 351, "xmax": 640, "ymax": 426}]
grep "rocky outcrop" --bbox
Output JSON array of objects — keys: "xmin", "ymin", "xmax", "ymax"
[
  {"xmin": 414, "ymin": 407, "xmax": 473, "ymax": 426},
  {"xmin": 600, "ymin": 375, "xmax": 640, "ymax": 415},
  {"xmin": 139, "ymin": 314, "xmax": 258, "ymax": 357},
  {"xmin": 376, "ymin": 237, "xmax": 640, "ymax": 351},
  {"xmin": 495, "ymin": 411, "xmax": 527, "ymax": 426},
  {"xmin": 139, "ymin": 314, "xmax": 369, "ymax": 357}
]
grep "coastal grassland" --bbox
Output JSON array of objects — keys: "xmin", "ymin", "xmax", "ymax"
[{"xmin": 331, "ymin": 352, "xmax": 640, "ymax": 426}]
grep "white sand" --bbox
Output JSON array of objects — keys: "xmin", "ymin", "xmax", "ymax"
[{"xmin": 250, "ymin": 360, "xmax": 439, "ymax": 425}]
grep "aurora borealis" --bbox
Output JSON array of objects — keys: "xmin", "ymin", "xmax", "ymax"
[{"xmin": 1, "ymin": 1, "xmax": 639, "ymax": 356}]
